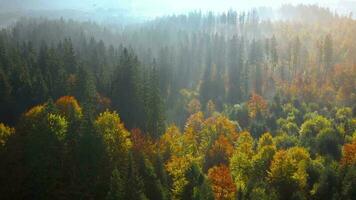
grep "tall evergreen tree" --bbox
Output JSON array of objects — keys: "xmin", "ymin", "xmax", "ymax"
[
  {"xmin": 292, "ymin": 36, "xmax": 301, "ymax": 77},
  {"xmin": 111, "ymin": 48, "xmax": 144, "ymax": 129},
  {"xmin": 249, "ymin": 39, "xmax": 263, "ymax": 95},
  {"xmin": 106, "ymin": 168, "xmax": 125, "ymax": 200},
  {"xmin": 145, "ymin": 64, "xmax": 165, "ymax": 138},
  {"xmin": 125, "ymin": 153, "xmax": 147, "ymax": 200},
  {"xmin": 270, "ymin": 35, "xmax": 278, "ymax": 73},
  {"xmin": 228, "ymin": 36, "xmax": 244, "ymax": 104},
  {"xmin": 323, "ymin": 34, "xmax": 333, "ymax": 74}
]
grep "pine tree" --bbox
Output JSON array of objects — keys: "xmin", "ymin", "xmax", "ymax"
[
  {"xmin": 145, "ymin": 64, "xmax": 165, "ymax": 139},
  {"xmin": 74, "ymin": 109, "xmax": 106, "ymax": 199},
  {"xmin": 182, "ymin": 163, "xmax": 208, "ymax": 200},
  {"xmin": 111, "ymin": 48, "xmax": 144, "ymax": 129},
  {"xmin": 125, "ymin": 153, "xmax": 148, "ymax": 200},
  {"xmin": 323, "ymin": 34, "xmax": 333, "ymax": 74},
  {"xmin": 136, "ymin": 152, "xmax": 168, "ymax": 200},
  {"xmin": 0, "ymin": 69, "xmax": 12, "ymax": 123},
  {"xmin": 249, "ymin": 39, "xmax": 263, "ymax": 95},
  {"xmin": 228, "ymin": 35, "xmax": 244, "ymax": 104},
  {"xmin": 106, "ymin": 168, "xmax": 125, "ymax": 200},
  {"xmin": 292, "ymin": 36, "xmax": 301, "ymax": 77},
  {"xmin": 74, "ymin": 66, "xmax": 97, "ymax": 104},
  {"xmin": 270, "ymin": 35, "xmax": 278, "ymax": 73},
  {"xmin": 63, "ymin": 38, "xmax": 78, "ymax": 74}
]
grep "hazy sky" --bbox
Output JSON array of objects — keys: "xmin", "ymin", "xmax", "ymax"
[
  {"xmin": 0, "ymin": 0, "xmax": 354, "ymax": 16},
  {"xmin": 128, "ymin": 0, "xmax": 353, "ymax": 16}
]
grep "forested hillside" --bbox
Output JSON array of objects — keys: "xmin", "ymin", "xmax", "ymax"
[{"xmin": 0, "ymin": 5, "xmax": 355, "ymax": 200}]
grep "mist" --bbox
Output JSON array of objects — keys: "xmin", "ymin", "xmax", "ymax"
[{"xmin": 0, "ymin": 0, "xmax": 355, "ymax": 21}]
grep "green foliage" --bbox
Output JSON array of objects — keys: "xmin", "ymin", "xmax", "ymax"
[
  {"xmin": 311, "ymin": 165, "xmax": 339, "ymax": 200},
  {"xmin": 316, "ymin": 128, "xmax": 342, "ymax": 159},
  {"xmin": 300, "ymin": 114, "xmax": 333, "ymax": 151},
  {"xmin": 277, "ymin": 116, "xmax": 299, "ymax": 135},
  {"xmin": 144, "ymin": 65, "xmax": 165, "ymax": 138},
  {"xmin": 340, "ymin": 166, "xmax": 356, "ymax": 199},
  {"xmin": 136, "ymin": 152, "xmax": 168, "ymax": 200},
  {"xmin": 125, "ymin": 154, "xmax": 148, "ymax": 200},
  {"xmin": 274, "ymin": 133, "xmax": 299, "ymax": 149},
  {"xmin": 106, "ymin": 168, "xmax": 125, "ymax": 200}
]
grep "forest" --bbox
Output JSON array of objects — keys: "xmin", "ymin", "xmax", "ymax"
[{"xmin": 0, "ymin": 4, "xmax": 355, "ymax": 200}]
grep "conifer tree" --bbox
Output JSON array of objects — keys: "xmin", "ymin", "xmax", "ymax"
[
  {"xmin": 146, "ymin": 65, "xmax": 165, "ymax": 138},
  {"xmin": 106, "ymin": 168, "xmax": 125, "ymax": 200}
]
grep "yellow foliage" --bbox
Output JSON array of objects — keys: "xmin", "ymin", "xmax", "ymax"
[
  {"xmin": 0, "ymin": 123, "xmax": 14, "ymax": 147},
  {"xmin": 268, "ymin": 147, "xmax": 311, "ymax": 191},
  {"xmin": 165, "ymin": 155, "xmax": 193, "ymax": 200},
  {"xmin": 230, "ymin": 131, "xmax": 255, "ymax": 191},
  {"xmin": 159, "ymin": 125, "xmax": 183, "ymax": 156},
  {"xmin": 257, "ymin": 132, "xmax": 274, "ymax": 150},
  {"xmin": 95, "ymin": 111, "xmax": 131, "ymax": 163}
]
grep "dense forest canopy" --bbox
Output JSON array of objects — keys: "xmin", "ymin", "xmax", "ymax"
[{"xmin": 0, "ymin": 3, "xmax": 355, "ymax": 200}]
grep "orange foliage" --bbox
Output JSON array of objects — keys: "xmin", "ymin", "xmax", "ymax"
[
  {"xmin": 203, "ymin": 115, "xmax": 239, "ymax": 143},
  {"xmin": 278, "ymin": 64, "xmax": 356, "ymax": 105},
  {"xmin": 248, "ymin": 93, "xmax": 268, "ymax": 119},
  {"xmin": 55, "ymin": 96, "xmax": 82, "ymax": 119},
  {"xmin": 25, "ymin": 105, "xmax": 46, "ymax": 118},
  {"xmin": 208, "ymin": 165, "xmax": 236, "ymax": 200},
  {"xmin": 131, "ymin": 128, "xmax": 155, "ymax": 157},
  {"xmin": 333, "ymin": 64, "xmax": 356, "ymax": 105},
  {"xmin": 207, "ymin": 135, "xmax": 234, "ymax": 166},
  {"xmin": 184, "ymin": 112, "xmax": 204, "ymax": 134},
  {"xmin": 340, "ymin": 140, "xmax": 356, "ymax": 167}
]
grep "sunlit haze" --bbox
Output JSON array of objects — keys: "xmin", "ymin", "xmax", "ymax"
[{"xmin": 0, "ymin": 0, "xmax": 355, "ymax": 17}]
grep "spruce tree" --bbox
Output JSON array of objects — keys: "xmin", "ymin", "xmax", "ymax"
[
  {"xmin": 106, "ymin": 168, "xmax": 125, "ymax": 200},
  {"xmin": 146, "ymin": 65, "xmax": 165, "ymax": 138}
]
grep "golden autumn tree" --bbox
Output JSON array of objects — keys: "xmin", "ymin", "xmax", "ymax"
[
  {"xmin": 208, "ymin": 164, "xmax": 236, "ymax": 200},
  {"xmin": 24, "ymin": 104, "xmax": 46, "ymax": 120},
  {"xmin": 229, "ymin": 132, "xmax": 254, "ymax": 192},
  {"xmin": 183, "ymin": 112, "xmax": 205, "ymax": 159},
  {"xmin": 268, "ymin": 147, "xmax": 311, "ymax": 199},
  {"xmin": 248, "ymin": 93, "xmax": 268, "ymax": 119},
  {"xmin": 0, "ymin": 123, "xmax": 14, "ymax": 147},
  {"xmin": 202, "ymin": 114, "xmax": 239, "ymax": 145},
  {"xmin": 251, "ymin": 133, "xmax": 276, "ymax": 180},
  {"xmin": 94, "ymin": 111, "xmax": 132, "ymax": 165},
  {"xmin": 159, "ymin": 125, "xmax": 183, "ymax": 158},
  {"xmin": 55, "ymin": 96, "xmax": 83, "ymax": 120},
  {"xmin": 165, "ymin": 155, "xmax": 193, "ymax": 200},
  {"xmin": 205, "ymin": 135, "xmax": 234, "ymax": 169},
  {"xmin": 257, "ymin": 132, "xmax": 274, "ymax": 151}
]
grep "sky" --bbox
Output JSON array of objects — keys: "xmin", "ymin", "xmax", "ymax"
[{"xmin": 0, "ymin": 0, "xmax": 355, "ymax": 17}]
